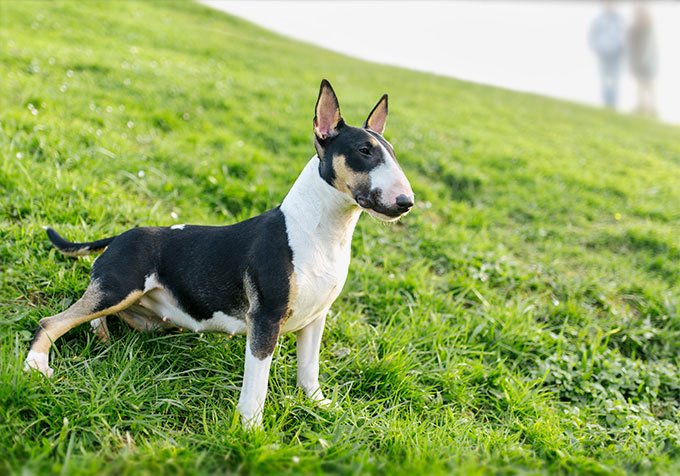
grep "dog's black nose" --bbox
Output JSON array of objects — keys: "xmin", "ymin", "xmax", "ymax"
[{"xmin": 395, "ymin": 194, "xmax": 414, "ymax": 210}]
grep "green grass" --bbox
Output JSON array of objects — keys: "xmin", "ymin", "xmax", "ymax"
[{"xmin": 1, "ymin": 1, "xmax": 679, "ymax": 474}]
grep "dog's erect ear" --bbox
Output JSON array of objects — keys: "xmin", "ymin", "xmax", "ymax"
[
  {"xmin": 314, "ymin": 79, "xmax": 343, "ymax": 141},
  {"xmin": 364, "ymin": 94, "xmax": 388, "ymax": 135}
]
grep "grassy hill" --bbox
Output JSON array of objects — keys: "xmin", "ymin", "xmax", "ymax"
[{"xmin": 1, "ymin": 1, "xmax": 678, "ymax": 474}]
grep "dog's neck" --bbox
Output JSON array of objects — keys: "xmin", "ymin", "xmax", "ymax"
[{"xmin": 281, "ymin": 156, "xmax": 362, "ymax": 248}]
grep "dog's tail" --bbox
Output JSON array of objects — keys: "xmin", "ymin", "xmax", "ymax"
[{"xmin": 45, "ymin": 227, "xmax": 117, "ymax": 257}]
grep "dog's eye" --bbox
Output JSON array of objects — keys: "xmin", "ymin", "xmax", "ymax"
[{"xmin": 359, "ymin": 147, "xmax": 371, "ymax": 155}]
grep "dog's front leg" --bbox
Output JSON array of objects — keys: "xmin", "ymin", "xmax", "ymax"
[
  {"xmin": 296, "ymin": 311, "xmax": 331, "ymax": 406},
  {"xmin": 237, "ymin": 315, "xmax": 281, "ymax": 429}
]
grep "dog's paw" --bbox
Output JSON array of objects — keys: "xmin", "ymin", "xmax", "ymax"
[
  {"xmin": 239, "ymin": 412, "xmax": 263, "ymax": 431},
  {"xmin": 317, "ymin": 397, "xmax": 333, "ymax": 408},
  {"xmin": 24, "ymin": 351, "xmax": 53, "ymax": 378},
  {"xmin": 305, "ymin": 388, "xmax": 335, "ymax": 409},
  {"xmin": 314, "ymin": 395, "xmax": 341, "ymax": 411},
  {"xmin": 236, "ymin": 402, "xmax": 264, "ymax": 431}
]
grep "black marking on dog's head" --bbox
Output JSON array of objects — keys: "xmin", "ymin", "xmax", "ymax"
[{"xmin": 313, "ymin": 80, "xmax": 414, "ymax": 221}]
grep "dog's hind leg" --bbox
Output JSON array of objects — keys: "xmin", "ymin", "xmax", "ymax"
[
  {"xmin": 118, "ymin": 310, "xmax": 156, "ymax": 332},
  {"xmin": 25, "ymin": 280, "xmax": 143, "ymax": 377},
  {"xmin": 118, "ymin": 304, "xmax": 176, "ymax": 332}
]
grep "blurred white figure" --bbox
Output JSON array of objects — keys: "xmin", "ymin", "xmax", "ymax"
[
  {"xmin": 628, "ymin": 4, "xmax": 658, "ymax": 117},
  {"xmin": 589, "ymin": 1, "xmax": 626, "ymax": 109}
]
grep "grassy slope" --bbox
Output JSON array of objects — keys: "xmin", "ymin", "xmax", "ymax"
[{"xmin": 1, "ymin": 1, "xmax": 678, "ymax": 474}]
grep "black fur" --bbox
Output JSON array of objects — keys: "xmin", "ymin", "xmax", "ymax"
[
  {"xmin": 46, "ymin": 227, "xmax": 116, "ymax": 255},
  {"xmin": 318, "ymin": 125, "xmax": 386, "ymax": 186},
  {"xmin": 51, "ymin": 208, "xmax": 294, "ymax": 358}
]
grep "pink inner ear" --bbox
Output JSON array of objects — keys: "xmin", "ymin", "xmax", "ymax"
[
  {"xmin": 367, "ymin": 100, "xmax": 387, "ymax": 134},
  {"xmin": 314, "ymin": 116, "xmax": 332, "ymax": 139},
  {"xmin": 368, "ymin": 113, "xmax": 386, "ymax": 133},
  {"xmin": 315, "ymin": 89, "xmax": 341, "ymax": 139}
]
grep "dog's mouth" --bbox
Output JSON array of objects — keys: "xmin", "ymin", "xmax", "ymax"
[{"xmin": 354, "ymin": 192, "xmax": 410, "ymax": 222}]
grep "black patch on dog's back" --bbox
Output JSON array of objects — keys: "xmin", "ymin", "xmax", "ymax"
[
  {"xmin": 156, "ymin": 208, "xmax": 293, "ymax": 321},
  {"xmin": 89, "ymin": 208, "xmax": 295, "ymax": 323}
]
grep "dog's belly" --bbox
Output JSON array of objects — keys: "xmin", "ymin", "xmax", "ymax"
[{"xmin": 137, "ymin": 288, "xmax": 247, "ymax": 335}]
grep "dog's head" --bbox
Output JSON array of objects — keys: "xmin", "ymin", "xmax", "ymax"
[{"xmin": 313, "ymin": 80, "xmax": 414, "ymax": 222}]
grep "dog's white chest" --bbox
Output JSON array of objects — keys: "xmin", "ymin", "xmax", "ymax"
[
  {"xmin": 279, "ymin": 157, "xmax": 362, "ymax": 334},
  {"xmin": 282, "ymin": 242, "xmax": 350, "ymax": 333}
]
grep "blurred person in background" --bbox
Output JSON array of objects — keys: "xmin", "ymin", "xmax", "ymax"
[
  {"xmin": 628, "ymin": 4, "xmax": 658, "ymax": 117},
  {"xmin": 589, "ymin": 1, "xmax": 626, "ymax": 109}
]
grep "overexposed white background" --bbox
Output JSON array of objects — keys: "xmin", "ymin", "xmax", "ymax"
[{"xmin": 203, "ymin": 1, "xmax": 680, "ymax": 124}]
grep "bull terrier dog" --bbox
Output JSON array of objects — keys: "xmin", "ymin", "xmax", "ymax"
[{"xmin": 25, "ymin": 80, "xmax": 414, "ymax": 428}]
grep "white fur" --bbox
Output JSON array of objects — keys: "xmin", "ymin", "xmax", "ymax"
[
  {"xmin": 144, "ymin": 274, "xmax": 160, "ymax": 292},
  {"xmin": 237, "ymin": 340, "xmax": 274, "ymax": 428},
  {"xmin": 170, "ymin": 224, "xmax": 186, "ymax": 230},
  {"xmin": 296, "ymin": 312, "xmax": 331, "ymax": 405},
  {"xmin": 24, "ymin": 350, "xmax": 52, "ymax": 377},
  {"xmin": 204, "ymin": 311, "xmax": 247, "ymax": 334},
  {"xmin": 90, "ymin": 317, "xmax": 104, "ymax": 330},
  {"xmin": 280, "ymin": 156, "xmax": 361, "ymax": 334},
  {"xmin": 369, "ymin": 139, "xmax": 412, "ymax": 209},
  {"xmin": 89, "ymin": 317, "xmax": 110, "ymax": 341}
]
